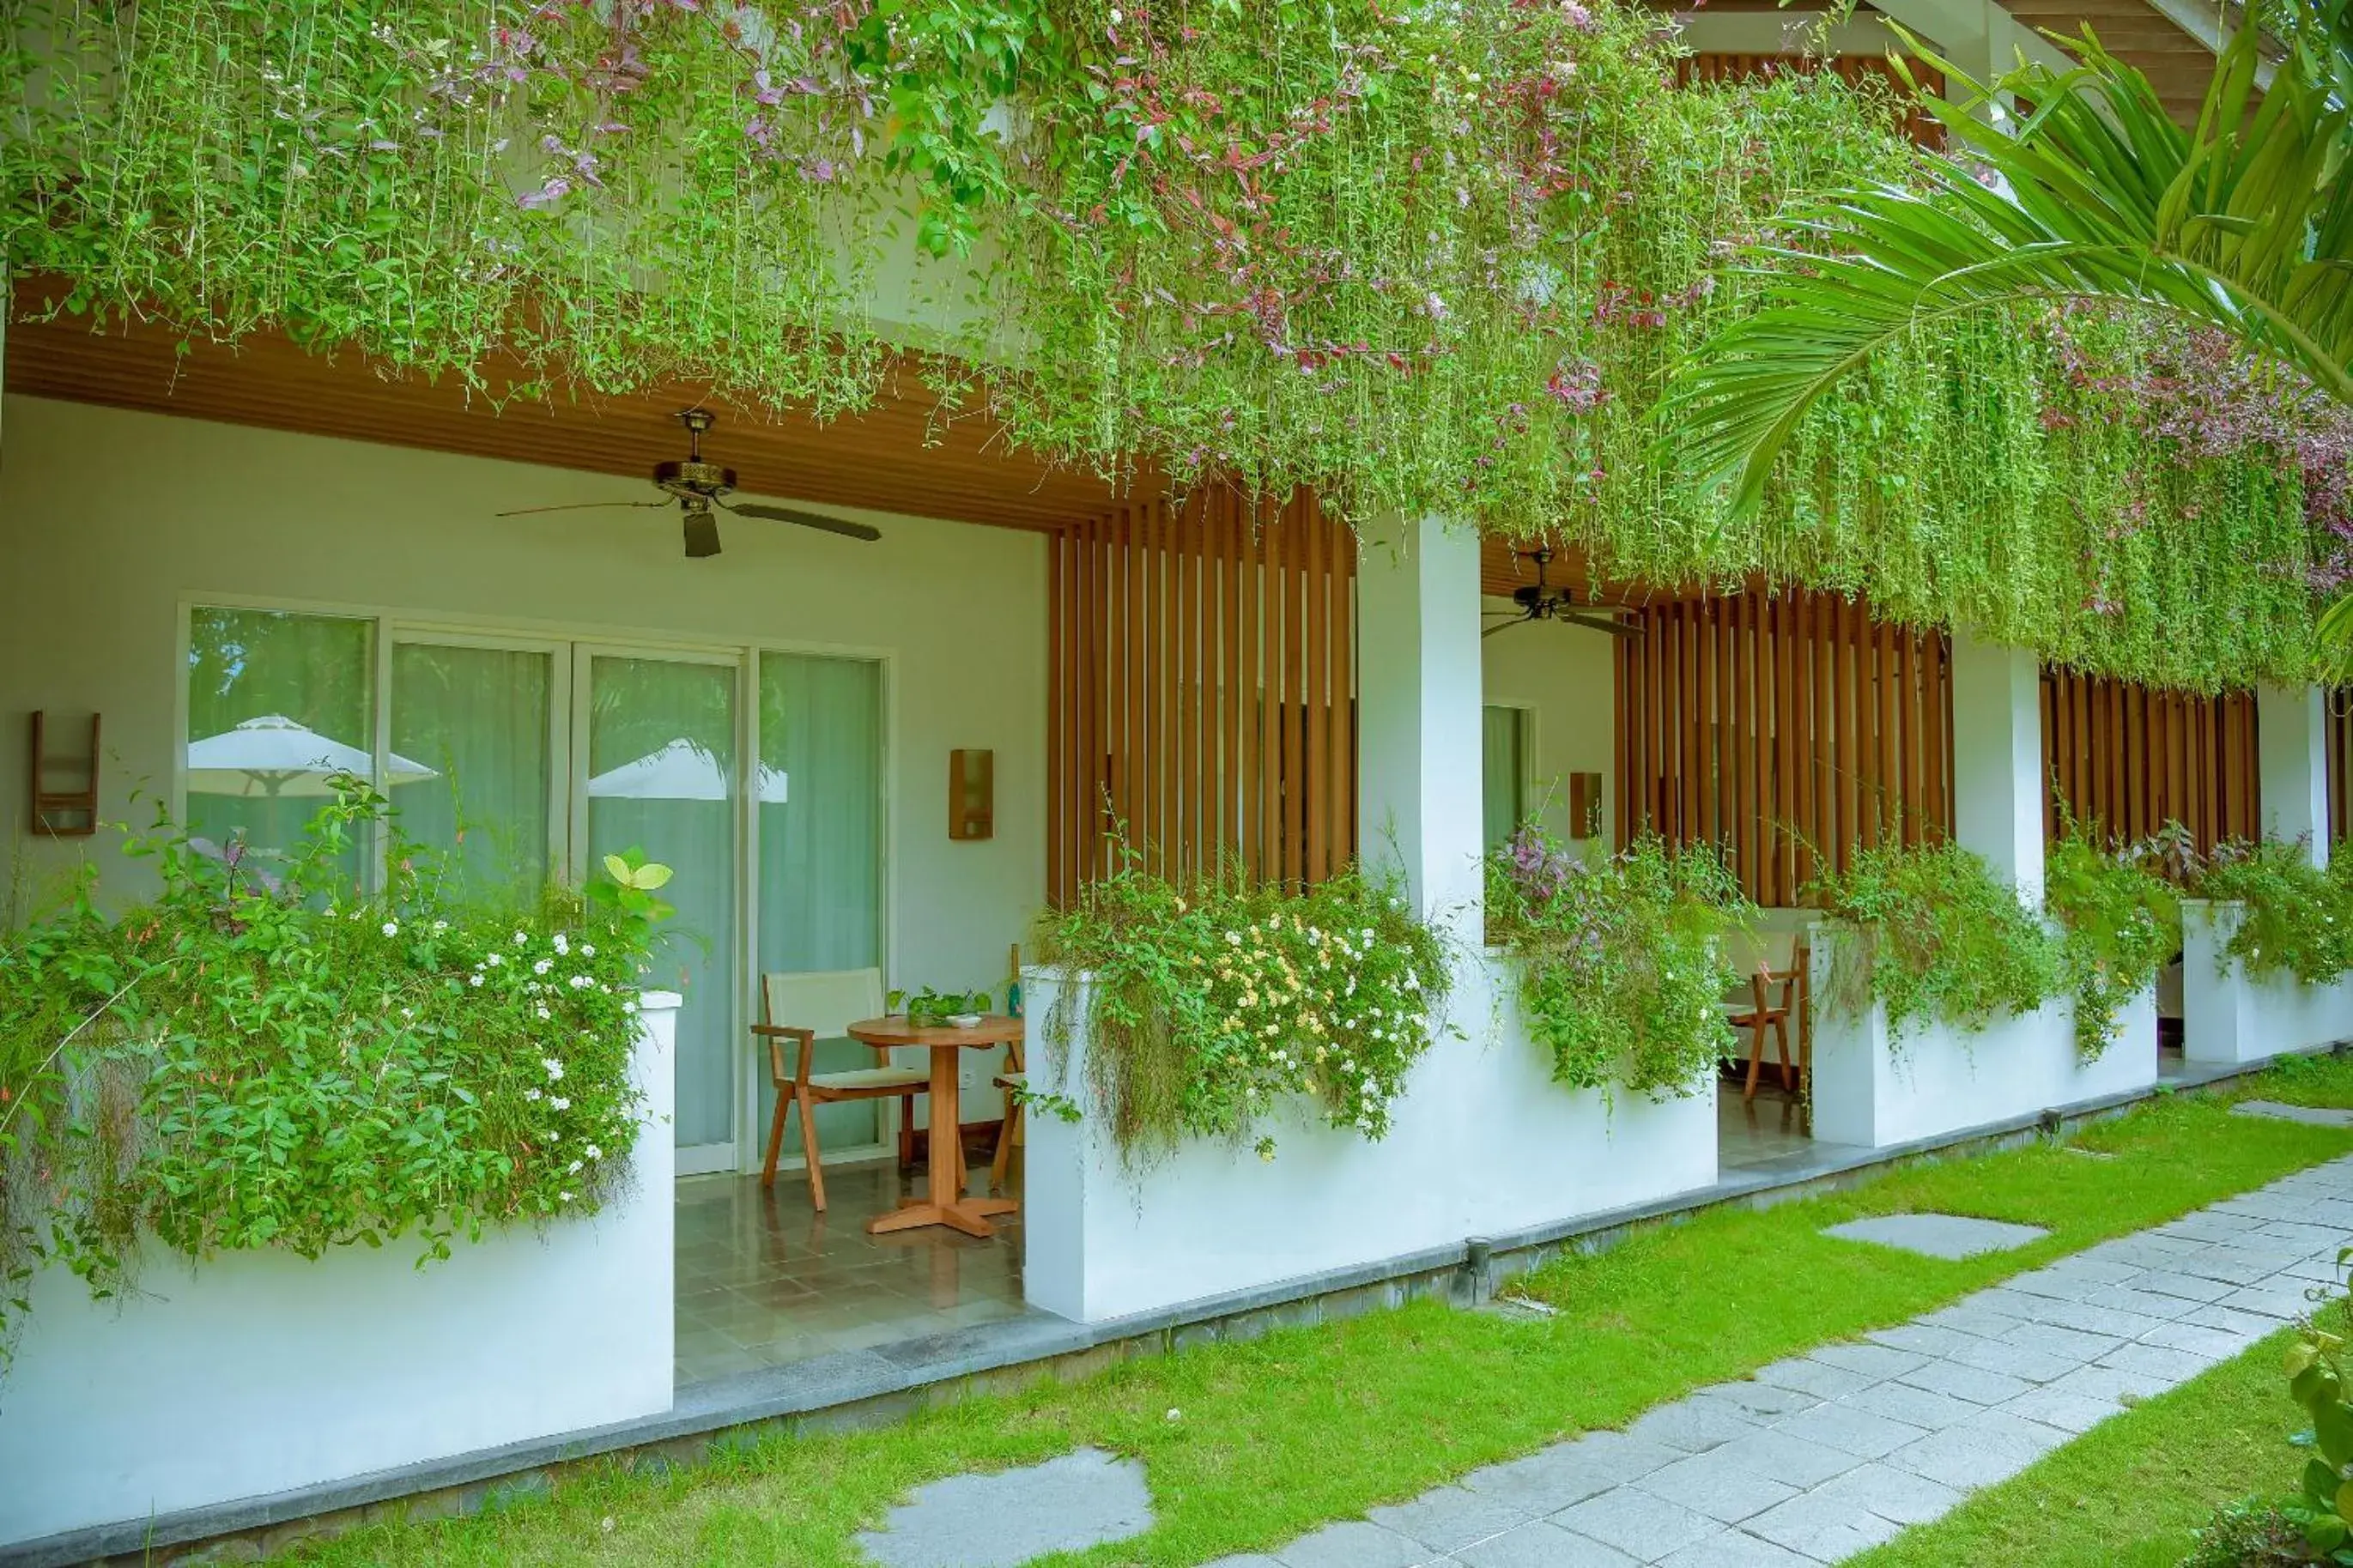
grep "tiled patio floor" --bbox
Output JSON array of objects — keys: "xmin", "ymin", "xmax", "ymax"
[
  {"xmin": 1719, "ymin": 1077, "xmax": 1822, "ymax": 1175},
  {"xmin": 674, "ymin": 1150, "xmax": 1028, "ymax": 1387}
]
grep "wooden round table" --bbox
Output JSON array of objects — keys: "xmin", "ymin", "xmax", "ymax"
[{"xmin": 846, "ymin": 1014, "xmax": 1024, "ymax": 1238}]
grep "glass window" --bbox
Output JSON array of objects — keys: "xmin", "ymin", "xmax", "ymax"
[
  {"xmin": 1483, "ymin": 705, "xmax": 1528, "ymax": 849},
  {"xmin": 390, "ymin": 642, "xmax": 553, "ymax": 897},
  {"xmin": 184, "ymin": 607, "xmax": 373, "ymax": 877},
  {"xmin": 755, "ymin": 652, "xmax": 886, "ymax": 1157}
]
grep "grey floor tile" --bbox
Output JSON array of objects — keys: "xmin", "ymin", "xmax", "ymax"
[
  {"xmin": 1694, "ymin": 1381, "xmax": 1823, "ymax": 1420},
  {"xmin": 1893, "ymin": 1358, "xmax": 2034, "ymax": 1408},
  {"xmin": 1368, "ymin": 1486, "xmax": 1531, "ymax": 1553},
  {"xmin": 1821, "ymin": 1214, "xmax": 2047, "ymax": 1260},
  {"xmin": 1841, "ymin": 1379, "xmax": 1979, "ymax": 1432},
  {"xmin": 2138, "ymin": 1319, "xmax": 2264, "ymax": 1359},
  {"xmin": 1634, "ymin": 1455, "xmax": 1801, "ymax": 1526},
  {"xmin": 1753, "ymin": 1358, "xmax": 1876, "ymax": 1402},
  {"xmin": 1804, "ymin": 1461, "xmax": 1963, "ymax": 1526},
  {"xmin": 1770, "ymin": 1403, "xmax": 1927, "ymax": 1462},
  {"xmin": 1653, "ymin": 1532, "xmax": 1819, "ymax": 1568},
  {"xmin": 1995, "ymin": 1386, "xmax": 2125, "ymax": 1436},
  {"xmin": 1463, "ymin": 1436, "xmax": 1677, "ymax": 1513},
  {"xmin": 1271, "ymin": 1519, "xmax": 1428, "ymax": 1568},
  {"xmin": 1628, "ymin": 1400, "xmax": 1762, "ymax": 1456},
  {"xmin": 1198, "ymin": 1558, "xmax": 1286, "ymax": 1568},
  {"xmin": 1743, "ymin": 1487, "xmax": 1905, "ymax": 1559},
  {"xmin": 2098, "ymin": 1341, "xmax": 2219, "ymax": 1383},
  {"xmin": 2042, "ymin": 1362, "xmax": 2175, "ymax": 1404},
  {"xmin": 1805, "ymin": 1343, "xmax": 1927, "ymax": 1383},
  {"xmin": 1550, "ymin": 1487, "xmax": 1723, "ymax": 1562},
  {"xmin": 1865, "ymin": 1323, "xmax": 1983, "ymax": 1359},
  {"xmin": 1457, "ymin": 1518, "xmax": 1641, "ymax": 1567},
  {"xmin": 1999, "ymin": 1321, "xmax": 2126, "ymax": 1365},
  {"xmin": 1944, "ymin": 1336, "xmax": 2079, "ymax": 1384},
  {"xmin": 1709, "ymin": 1429, "xmax": 1862, "ymax": 1490},
  {"xmin": 856, "ymin": 1448, "xmax": 1150, "ymax": 1568}
]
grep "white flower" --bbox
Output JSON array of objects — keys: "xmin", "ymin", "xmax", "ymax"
[
  {"xmin": 382, "ymin": 921, "xmax": 399, "ymax": 938},
  {"xmin": 513, "ymin": 931, "xmax": 529, "ymax": 945},
  {"xmin": 551, "ymin": 1096, "xmax": 570, "ymax": 1111},
  {"xmin": 584, "ymin": 1144, "xmax": 602, "ymax": 1160},
  {"xmin": 1164, "ymin": 1407, "xmax": 1180, "ymax": 1421},
  {"xmin": 569, "ymin": 974, "xmax": 592, "ymax": 990},
  {"xmin": 485, "ymin": 952, "xmax": 504, "ymax": 967},
  {"xmin": 560, "ymin": 1190, "xmax": 575, "ymax": 1203},
  {"xmin": 1225, "ymin": 930, "xmax": 1242, "ymax": 947},
  {"xmin": 553, "ymin": 933, "xmax": 570, "ymax": 956},
  {"xmin": 324, "ymin": 905, "xmax": 338, "ymax": 917},
  {"xmin": 470, "ymin": 972, "xmax": 484, "ymax": 988},
  {"xmin": 525, "ymin": 1088, "xmax": 542, "ymax": 1102},
  {"xmin": 536, "ymin": 1005, "xmax": 552, "ymax": 1020},
  {"xmin": 622, "ymin": 998, "xmax": 639, "ymax": 1014},
  {"xmin": 400, "ymin": 1008, "xmax": 415, "ymax": 1020},
  {"xmin": 543, "ymin": 1057, "xmax": 566, "ymax": 1081},
  {"xmin": 582, "ymin": 943, "xmax": 597, "ymax": 958},
  {"xmin": 533, "ymin": 957, "xmax": 554, "ymax": 976},
  {"xmin": 433, "ymin": 920, "xmax": 449, "ymax": 934},
  {"xmin": 568, "ymin": 1159, "xmax": 584, "ymax": 1174}
]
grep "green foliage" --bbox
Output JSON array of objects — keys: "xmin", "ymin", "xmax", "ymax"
[
  {"xmin": 2195, "ymin": 840, "xmax": 2353, "ymax": 984},
  {"xmin": 1809, "ymin": 840, "xmax": 2065, "ymax": 1041},
  {"xmin": 888, "ymin": 986, "xmax": 994, "ymax": 1026},
  {"xmin": 1030, "ymin": 849, "xmax": 1450, "ymax": 1163},
  {"xmin": 0, "ymin": 784, "xmax": 666, "ymax": 1361},
  {"xmin": 2179, "ymin": 1498, "xmax": 2326, "ymax": 1568},
  {"xmin": 1484, "ymin": 827, "xmax": 1750, "ymax": 1100},
  {"xmin": 2046, "ymin": 820, "xmax": 2183, "ymax": 1062},
  {"xmin": 2268, "ymin": 1255, "xmax": 2353, "ymax": 1562},
  {"xmin": 0, "ymin": 0, "xmax": 2331, "ymax": 691}
]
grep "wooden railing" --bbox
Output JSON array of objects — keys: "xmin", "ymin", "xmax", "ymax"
[
  {"xmin": 1047, "ymin": 489, "xmax": 1356, "ymax": 902},
  {"xmin": 1677, "ymin": 53, "xmax": 1949, "ymax": 148},
  {"xmin": 2333, "ymin": 692, "xmax": 2353, "ymax": 846},
  {"xmin": 1613, "ymin": 589, "xmax": 1954, "ymax": 905},
  {"xmin": 2038, "ymin": 669, "xmax": 2258, "ymax": 854}
]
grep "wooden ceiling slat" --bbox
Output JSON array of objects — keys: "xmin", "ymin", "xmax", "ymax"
[{"xmin": 3, "ymin": 282, "xmax": 1133, "ymax": 532}]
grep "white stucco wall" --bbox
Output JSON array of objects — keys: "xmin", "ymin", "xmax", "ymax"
[
  {"xmin": 2181, "ymin": 900, "xmax": 2353, "ymax": 1065},
  {"xmin": 0, "ymin": 996, "xmax": 679, "ymax": 1548},
  {"xmin": 1022, "ymin": 959, "xmax": 1719, "ymax": 1323},
  {"xmin": 1480, "ymin": 596, "xmax": 1616, "ymax": 850},
  {"xmin": 0, "ymin": 394, "xmax": 1045, "ymax": 1116}
]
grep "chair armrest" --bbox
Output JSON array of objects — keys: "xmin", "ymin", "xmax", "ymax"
[{"xmin": 752, "ymin": 1023, "xmax": 817, "ymax": 1086}]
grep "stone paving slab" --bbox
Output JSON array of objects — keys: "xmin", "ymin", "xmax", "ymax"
[
  {"xmin": 1191, "ymin": 1153, "xmax": 2353, "ymax": 1568},
  {"xmin": 1820, "ymin": 1214, "xmax": 2050, "ymax": 1260},
  {"xmin": 857, "ymin": 1447, "xmax": 1152, "ymax": 1568},
  {"xmin": 2235, "ymin": 1099, "xmax": 2353, "ymax": 1128}
]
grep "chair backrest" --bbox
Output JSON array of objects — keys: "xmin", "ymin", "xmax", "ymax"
[
  {"xmin": 1722, "ymin": 928, "xmax": 1798, "ymax": 984},
  {"xmin": 761, "ymin": 967, "xmax": 886, "ymax": 1038}
]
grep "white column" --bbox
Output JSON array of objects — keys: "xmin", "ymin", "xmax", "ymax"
[
  {"xmin": 2258, "ymin": 684, "xmax": 2330, "ymax": 868},
  {"xmin": 1949, "ymin": 634, "xmax": 2045, "ymax": 905},
  {"xmin": 1355, "ymin": 514, "xmax": 1485, "ymax": 944}
]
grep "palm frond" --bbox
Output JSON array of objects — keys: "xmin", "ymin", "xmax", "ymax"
[{"xmin": 1661, "ymin": 19, "xmax": 2353, "ymax": 515}]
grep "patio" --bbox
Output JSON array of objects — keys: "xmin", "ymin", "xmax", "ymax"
[{"xmin": 675, "ymin": 1147, "xmax": 1033, "ymax": 1387}]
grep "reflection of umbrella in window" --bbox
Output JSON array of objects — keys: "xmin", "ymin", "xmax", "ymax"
[
  {"xmin": 185, "ymin": 714, "xmax": 438, "ymax": 798},
  {"xmin": 586, "ymin": 739, "xmax": 788, "ymax": 802}
]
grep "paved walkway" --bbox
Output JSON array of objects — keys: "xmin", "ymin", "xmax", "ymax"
[{"xmin": 1202, "ymin": 1152, "xmax": 2353, "ymax": 1567}]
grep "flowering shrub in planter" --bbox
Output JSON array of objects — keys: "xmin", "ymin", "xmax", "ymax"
[
  {"xmin": 1030, "ymin": 849, "xmax": 1450, "ymax": 1163},
  {"xmin": 2044, "ymin": 820, "xmax": 2181, "ymax": 1060},
  {"xmin": 2192, "ymin": 838, "xmax": 2353, "ymax": 984},
  {"xmin": 1809, "ymin": 840, "xmax": 2064, "ymax": 1042},
  {"xmin": 0, "ymin": 783, "xmax": 669, "ymax": 1362},
  {"xmin": 1484, "ymin": 827, "xmax": 1750, "ymax": 1099}
]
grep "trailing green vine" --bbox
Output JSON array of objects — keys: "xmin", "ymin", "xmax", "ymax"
[
  {"xmin": 0, "ymin": 0, "xmax": 2327, "ymax": 687},
  {"xmin": 1484, "ymin": 826, "xmax": 1750, "ymax": 1100},
  {"xmin": 1809, "ymin": 841, "xmax": 2065, "ymax": 1041},
  {"xmin": 2043, "ymin": 818, "xmax": 2181, "ymax": 1060},
  {"xmin": 0, "ymin": 784, "xmax": 669, "ymax": 1364},
  {"xmin": 1030, "ymin": 848, "xmax": 1449, "ymax": 1163}
]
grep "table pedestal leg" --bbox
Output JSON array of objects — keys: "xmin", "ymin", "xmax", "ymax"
[{"xmin": 867, "ymin": 1043, "xmax": 1022, "ymax": 1237}]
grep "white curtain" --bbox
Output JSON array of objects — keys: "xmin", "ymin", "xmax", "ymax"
[
  {"xmin": 1483, "ymin": 705, "xmax": 1526, "ymax": 849},
  {"xmin": 390, "ymin": 643, "xmax": 551, "ymax": 898}
]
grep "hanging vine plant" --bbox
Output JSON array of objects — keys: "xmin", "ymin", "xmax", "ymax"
[{"xmin": 0, "ymin": 0, "xmax": 2327, "ymax": 690}]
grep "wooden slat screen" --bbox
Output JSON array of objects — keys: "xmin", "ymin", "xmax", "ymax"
[
  {"xmin": 2038, "ymin": 669, "xmax": 2259, "ymax": 853},
  {"xmin": 1613, "ymin": 590, "xmax": 1953, "ymax": 905},
  {"xmin": 1677, "ymin": 53, "xmax": 1948, "ymax": 148},
  {"xmin": 2332, "ymin": 692, "xmax": 2353, "ymax": 845},
  {"xmin": 1048, "ymin": 489, "xmax": 1356, "ymax": 902}
]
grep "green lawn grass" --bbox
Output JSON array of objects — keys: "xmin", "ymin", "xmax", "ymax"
[
  {"xmin": 280, "ymin": 1064, "xmax": 2353, "ymax": 1567},
  {"xmin": 1850, "ymin": 1327, "xmax": 2307, "ymax": 1568}
]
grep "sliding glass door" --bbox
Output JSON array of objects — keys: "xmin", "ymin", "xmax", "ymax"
[{"xmin": 580, "ymin": 651, "xmax": 742, "ymax": 1175}]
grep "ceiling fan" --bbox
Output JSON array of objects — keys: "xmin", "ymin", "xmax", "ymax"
[
  {"xmin": 498, "ymin": 409, "xmax": 882, "ymax": 559},
  {"xmin": 1483, "ymin": 548, "xmax": 1639, "ymax": 639}
]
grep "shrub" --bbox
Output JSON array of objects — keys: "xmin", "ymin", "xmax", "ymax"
[
  {"xmin": 2045, "ymin": 820, "xmax": 2182, "ymax": 1061},
  {"xmin": 2195, "ymin": 839, "xmax": 2353, "ymax": 985},
  {"xmin": 0, "ymin": 783, "xmax": 669, "ymax": 1363},
  {"xmin": 2179, "ymin": 1498, "xmax": 2330, "ymax": 1567},
  {"xmin": 1808, "ymin": 840, "xmax": 2065, "ymax": 1041},
  {"xmin": 1031, "ymin": 849, "xmax": 1451, "ymax": 1164},
  {"xmin": 1485, "ymin": 827, "xmax": 1751, "ymax": 1100}
]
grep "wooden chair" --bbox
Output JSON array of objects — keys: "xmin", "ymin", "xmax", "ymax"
[
  {"xmin": 988, "ymin": 1039, "xmax": 1025, "ymax": 1195},
  {"xmin": 755, "ymin": 968, "xmax": 925, "ymax": 1211},
  {"xmin": 1723, "ymin": 931, "xmax": 1810, "ymax": 1103}
]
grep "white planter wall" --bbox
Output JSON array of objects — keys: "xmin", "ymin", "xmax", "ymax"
[
  {"xmin": 1808, "ymin": 936, "xmax": 2156, "ymax": 1149},
  {"xmin": 2182, "ymin": 900, "xmax": 2353, "ymax": 1066},
  {"xmin": 0, "ymin": 996, "xmax": 680, "ymax": 1548},
  {"xmin": 1022, "ymin": 958, "xmax": 1719, "ymax": 1324}
]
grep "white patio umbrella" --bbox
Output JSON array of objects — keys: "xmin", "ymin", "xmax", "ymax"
[
  {"xmin": 185, "ymin": 714, "xmax": 437, "ymax": 798},
  {"xmin": 586, "ymin": 738, "xmax": 789, "ymax": 802}
]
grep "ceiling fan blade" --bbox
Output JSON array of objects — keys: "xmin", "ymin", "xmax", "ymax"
[
  {"xmin": 682, "ymin": 511, "xmax": 723, "ymax": 559},
  {"xmin": 1560, "ymin": 612, "xmax": 1640, "ymax": 639},
  {"xmin": 722, "ymin": 500, "xmax": 882, "ymax": 542},
  {"xmin": 496, "ymin": 499, "xmax": 670, "ymax": 518}
]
